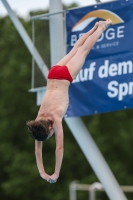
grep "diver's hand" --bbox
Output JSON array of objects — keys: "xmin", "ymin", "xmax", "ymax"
[
  {"xmin": 40, "ymin": 172, "xmax": 50, "ymax": 181},
  {"xmin": 47, "ymin": 173, "xmax": 59, "ymax": 184}
]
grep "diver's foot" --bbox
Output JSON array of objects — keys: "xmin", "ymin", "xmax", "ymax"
[{"xmin": 98, "ymin": 19, "xmax": 112, "ymax": 31}]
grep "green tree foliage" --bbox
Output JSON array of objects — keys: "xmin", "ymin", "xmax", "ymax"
[{"xmin": 0, "ymin": 4, "xmax": 133, "ymax": 200}]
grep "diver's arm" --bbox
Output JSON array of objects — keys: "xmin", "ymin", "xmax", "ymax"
[
  {"xmin": 48, "ymin": 120, "xmax": 64, "ymax": 183},
  {"xmin": 35, "ymin": 140, "xmax": 50, "ymax": 180}
]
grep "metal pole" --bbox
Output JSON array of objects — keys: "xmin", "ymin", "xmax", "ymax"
[
  {"xmin": 89, "ymin": 182, "xmax": 103, "ymax": 200},
  {"xmin": 69, "ymin": 181, "xmax": 78, "ymax": 200},
  {"xmin": 1, "ymin": 0, "xmax": 48, "ymax": 80},
  {"xmin": 49, "ymin": 0, "xmax": 65, "ymax": 65},
  {"xmin": 95, "ymin": 0, "xmax": 101, "ymax": 3},
  {"xmin": 65, "ymin": 118, "xmax": 127, "ymax": 200},
  {"xmin": 69, "ymin": 182, "xmax": 133, "ymax": 200}
]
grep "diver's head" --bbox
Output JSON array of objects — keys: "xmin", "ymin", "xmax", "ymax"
[{"xmin": 26, "ymin": 119, "xmax": 53, "ymax": 141}]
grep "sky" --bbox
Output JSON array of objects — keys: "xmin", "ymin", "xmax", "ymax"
[{"xmin": 0, "ymin": 0, "xmax": 111, "ymax": 18}]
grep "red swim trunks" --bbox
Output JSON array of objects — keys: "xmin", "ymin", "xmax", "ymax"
[{"xmin": 48, "ymin": 65, "xmax": 73, "ymax": 83}]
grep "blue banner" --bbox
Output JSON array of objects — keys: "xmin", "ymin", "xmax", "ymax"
[{"xmin": 65, "ymin": 0, "xmax": 133, "ymax": 117}]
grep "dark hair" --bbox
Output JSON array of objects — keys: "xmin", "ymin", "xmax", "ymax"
[{"xmin": 26, "ymin": 120, "xmax": 53, "ymax": 141}]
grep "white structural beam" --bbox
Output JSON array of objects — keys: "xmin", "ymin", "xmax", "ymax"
[
  {"xmin": 1, "ymin": 0, "xmax": 48, "ymax": 80},
  {"xmin": 65, "ymin": 117, "xmax": 127, "ymax": 200},
  {"xmin": 49, "ymin": 0, "xmax": 65, "ymax": 65},
  {"xmin": 2, "ymin": 0, "xmax": 127, "ymax": 199}
]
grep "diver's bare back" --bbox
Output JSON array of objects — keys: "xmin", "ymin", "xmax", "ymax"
[{"xmin": 37, "ymin": 79, "xmax": 70, "ymax": 120}]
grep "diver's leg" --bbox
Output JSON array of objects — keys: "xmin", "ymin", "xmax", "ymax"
[
  {"xmin": 56, "ymin": 22, "xmax": 99, "ymax": 66},
  {"xmin": 66, "ymin": 19, "xmax": 112, "ymax": 79}
]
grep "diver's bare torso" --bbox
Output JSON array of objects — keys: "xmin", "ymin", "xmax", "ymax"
[{"xmin": 37, "ymin": 79, "xmax": 70, "ymax": 121}]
